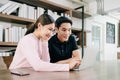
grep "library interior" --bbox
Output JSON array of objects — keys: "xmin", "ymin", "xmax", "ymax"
[{"xmin": 0, "ymin": 0, "xmax": 120, "ymax": 80}]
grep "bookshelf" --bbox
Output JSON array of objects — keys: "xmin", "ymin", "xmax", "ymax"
[
  {"xmin": 0, "ymin": 14, "xmax": 35, "ymax": 47},
  {"xmin": 0, "ymin": 0, "xmax": 91, "ymax": 47},
  {"xmin": 0, "ymin": 0, "xmax": 91, "ymax": 67},
  {"xmin": 71, "ymin": 10, "xmax": 91, "ymax": 46}
]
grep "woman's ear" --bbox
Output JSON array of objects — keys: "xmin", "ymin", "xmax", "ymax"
[{"xmin": 37, "ymin": 23, "xmax": 42, "ymax": 29}]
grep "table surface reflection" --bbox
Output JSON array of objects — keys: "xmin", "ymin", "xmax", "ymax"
[{"xmin": 0, "ymin": 60, "xmax": 120, "ymax": 80}]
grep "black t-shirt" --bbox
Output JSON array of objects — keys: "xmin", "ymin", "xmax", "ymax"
[{"xmin": 48, "ymin": 34, "xmax": 78, "ymax": 63}]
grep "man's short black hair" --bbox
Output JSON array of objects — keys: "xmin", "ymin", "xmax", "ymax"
[{"xmin": 55, "ymin": 16, "xmax": 72, "ymax": 28}]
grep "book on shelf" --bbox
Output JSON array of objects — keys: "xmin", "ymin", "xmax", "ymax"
[
  {"xmin": 28, "ymin": 5, "xmax": 35, "ymax": 19},
  {"xmin": 0, "ymin": 1, "xmax": 12, "ymax": 13},
  {"xmin": 0, "ymin": 25, "xmax": 4, "ymax": 42},
  {"xmin": 6, "ymin": 3, "xmax": 20, "ymax": 15},
  {"xmin": 37, "ymin": 7, "xmax": 45, "ymax": 18},
  {"xmin": 23, "ymin": 4, "xmax": 27, "ymax": 18},
  {"xmin": 0, "ymin": 22, "xmax": 11, "ymax": 42},
  {"xmin": 2, "ymin": 1, "xmax": 21, "ymax": 15},
  {"xmin": 2, "ymin": 3, "xmax": 16, "ymax": 14}
]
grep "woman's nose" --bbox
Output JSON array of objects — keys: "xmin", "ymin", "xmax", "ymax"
[{"xmin": 49, "ymin": 31, "xmax": 54, "ymax": 36}]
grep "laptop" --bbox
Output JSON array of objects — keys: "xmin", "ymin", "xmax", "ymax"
[{"xmin": 73, "ymin": 47, "xmax": 99, "ymax": 70}]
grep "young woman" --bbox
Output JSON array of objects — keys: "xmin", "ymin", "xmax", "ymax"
[{"xmin": 9, "ymin": 14, "xmax": 80, "ymax": 71}]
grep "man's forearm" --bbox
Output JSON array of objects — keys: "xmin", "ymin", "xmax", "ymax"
[
  {"xmin": 56, "ymin": 58, "xmax": 73, "ymax": 64},
  {"xmin": 56, "ymin": 57, "xmax": 81, "ymax": 64}
]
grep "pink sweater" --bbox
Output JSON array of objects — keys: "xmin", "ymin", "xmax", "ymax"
[{"xmin": 9, "ymin": 33, "xmax": 69, "ymax": 71}]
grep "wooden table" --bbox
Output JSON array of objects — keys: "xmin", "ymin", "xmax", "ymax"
[{"xmin": 1, "ymin": 61, "xmax": 120, "ymax": 80}]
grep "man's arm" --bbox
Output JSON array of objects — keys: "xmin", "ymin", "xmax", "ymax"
[
  {"xmin": 56, "ymin": 49, "xmax": 81, "ymax": 64},
  {"xmin": 72, "ymin": 49, "xmax": 81, "ymax": 60}
]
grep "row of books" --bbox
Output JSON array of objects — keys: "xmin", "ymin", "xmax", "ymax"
[
  {"xmin": 0, "ymin": 1, "xmax": 20, "ymax": 15},
  {"xmin": 0, "ymin": 47, "xmax": 15, "ymax": 56},
  {"xmin": 0, "ymin": 1, "xmax": 70, "ymax": 20},
  {"xmin": 0, "ymin": 52, "xmax": 14, "ymax": 56},
  {"xmin": 0, "ymin": 24, "xmax": 27, "ymax": 42}
]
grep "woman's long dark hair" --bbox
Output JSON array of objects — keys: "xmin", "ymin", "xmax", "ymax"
[{"xmin": 25, "ymin": 13, "xmax": 55, "ymax": 35}]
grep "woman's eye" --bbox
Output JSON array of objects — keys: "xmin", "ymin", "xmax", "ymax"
[
  {"xmin": 49, "ymin": 28, "xmax": 55, "ymax": 32},
  {"xmin": 49, "ymin": 28, "xmax": 52, "ymax": 31}
]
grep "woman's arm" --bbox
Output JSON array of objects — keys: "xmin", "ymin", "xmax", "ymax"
[{"xmin": 20, "ymin": 38, "xmax": 69, "ymax": 71}]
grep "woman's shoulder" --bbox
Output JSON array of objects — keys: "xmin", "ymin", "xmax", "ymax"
[
  {"xmin": 17, "ymin": 33, "xmax": 39, "ymax": 48},
  {"xmin": 19, "ymin": 33, "xmax": 37, "ymax": 43}
]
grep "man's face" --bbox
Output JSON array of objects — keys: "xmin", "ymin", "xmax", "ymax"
[{"xmin": 56, "ymin": 22, "xmax": 71, "ymax": 42}]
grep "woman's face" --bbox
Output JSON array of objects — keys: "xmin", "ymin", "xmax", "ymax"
[{"xmin": 40, "ymin": 23, "xmax": 55, "ymax": 41}]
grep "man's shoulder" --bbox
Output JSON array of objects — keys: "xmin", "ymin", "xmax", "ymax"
[
  {"xmin": 69, "ymin": 34, "xmax": 76, "ymax": 41},
  {"xmin": 49, "ymin": 34, "xmax": 56, "ymax": 42}
]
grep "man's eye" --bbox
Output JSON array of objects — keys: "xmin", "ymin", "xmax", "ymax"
[
  {"xmin": 49, "ymin": 29, "xmax": 51, "ymax": 30},
  {"xmin": 62, "ymin": 29, "xmax": 66, "ymax": 31}
]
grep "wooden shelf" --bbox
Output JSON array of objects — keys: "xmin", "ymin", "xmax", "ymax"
[
  {"xmin": 72, "ymin": 27, "xmax": 91, "ymax": 32},
  {"xmin": 12, "ymin": 0, "xmax": 71, "ymax": 13},
  {"xmin": 72, "ymin": 10, "xmax": 91, "ymax": 19},
  {"xmin": 0, "ymin": 14, "xmax": 35, "ymax": 25},
  {"xmin": 72, "ymin": 27, "xmax": 82, "ymax": 32},
  {"xmin": 0, "ymin": 42, "xmax": 17, "ymax": 47},
  {"xmin": 78, "ymin": 45, "xmax": 87, "ymax": 48}
]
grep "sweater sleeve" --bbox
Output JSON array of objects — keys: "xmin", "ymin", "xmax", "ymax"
[
  {"xmin": 20, "ymin": 38, "xmax": 69, "ymax": 71},
  {"xmin": 41, "ymin": 41, "xmax": 50, "ymax": 62}
]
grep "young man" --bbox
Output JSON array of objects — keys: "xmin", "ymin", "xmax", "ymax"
[{"xmin": 48, "ymin": 16, "xmax": 81, "ymax": 66}]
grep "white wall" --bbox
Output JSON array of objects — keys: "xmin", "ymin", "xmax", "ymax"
[
  {"xmin": 88, "ymin": 1, "xmax": 97, "ymax": 15},
  {"xmin": 88, "ymin": 1, "xmax": 120, "ymax": 61},
  {"xmin": 87, "ymin": 15, "xmax": 118, "ymax": 61},
  {"xmin": 104, "ymin": 0, "xmax": 120, "ymax": 12}
]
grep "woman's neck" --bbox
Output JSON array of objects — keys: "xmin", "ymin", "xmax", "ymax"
[{"xmin": 33, "ymin": 30, "xmax": 41, "ymax": 39}]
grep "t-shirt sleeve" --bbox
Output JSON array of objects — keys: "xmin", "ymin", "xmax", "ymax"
[{"xmin": 70, "ymin": 35, "xmax": 79, "ymax": 50}]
